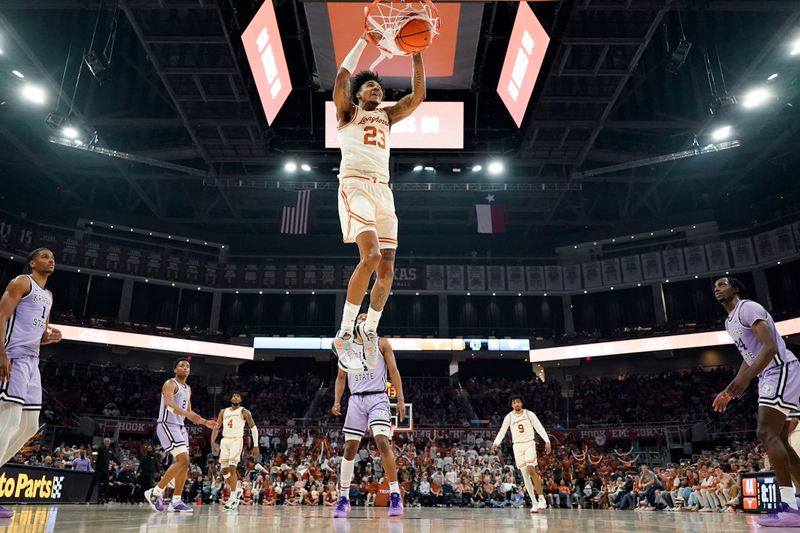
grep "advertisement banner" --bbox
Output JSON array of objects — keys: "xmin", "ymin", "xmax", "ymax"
[
  {"xmin": 0, "ymin": 464, "xmax": 97, "ymax": 503},
  {"xmin": 392, "ymin": 265, "xmax": 424, "ymax": 290}
]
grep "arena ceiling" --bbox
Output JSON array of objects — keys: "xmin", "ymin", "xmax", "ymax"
[{"xmin": 0, "ymin": 1, "xmax": 798, "ymax": 255}]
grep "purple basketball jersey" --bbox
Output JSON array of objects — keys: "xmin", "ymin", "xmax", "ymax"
[
  {"xmin": 725, "ymin": 299, "xmax": 796, "ymax": 376},
  {"xmin": 4, "ymin": 276, "xmax": 52, "ymax": 359},
  {"xmin": 346, "ymin": 342, "xmax": 387, "ymax": 394},
  {"xmin": 157, "ymin": 378, "xmax": 191, "ymax": 425}
]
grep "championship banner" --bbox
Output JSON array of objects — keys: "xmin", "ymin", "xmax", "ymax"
[
  {"xmin": 221, "ymin": 263, "xmax": 240, "ymax": 287},
  {"xmin": 683, "ymin": 245, "xmax": 708, "ymax": 274},
  {"xmin": 730, "ymin": 237, "xmax": 757, "ymax": 267},
  {"xmin": 582, "ymin": 261, "xmax": 602, "ymax": 288},
  {"xmin": 705, "ymin": 242, "xmax": 730, "ymax": 271},
  {"xmin": 426, "ymin": 265, "xmax": 445, "ymax": 291},
  {"xmin": 486, "ymin": 265, "xmax": 506, "ymax": 291},
  {"xmin": 640, "ymin": 252, "xmax": 664, "ymax": 280},
  {"xmin": 319, "ymin": 264, "xmax": 338, "ymax": 289},
  {"xmin": 563, "ymin": 265, "xmax": 581, "ymax": 291},
  {"xmin": 773, "ymin": 224, "xmax": 796, "ymax": 258},
  {"xmin": 165, "ymin": 254, "xmax": 182, "ymax": 281},
  {"xmin": 661, "ymin": 248, "xmax": 686, "ymax": 277},
  {"xmin": 544, "ymin": 265, "xmax": 563, "ymax": 291},
  {"xmin": 242, "ymin": 263, "xmax": 261, "ymax": 287},
  {"xmin": 0, "ymin": 464, "xmax": 97, "ymax": 504},
  {"xmin": 185, "ymin": 256, "xmax": 201, "ymax": 283},
  {"xmin": 392, "ymin": 265, "xmax": 424, "ymax": 290},
  {"xmin": 203, "ymin": 261, "xmax": 219, "ymax": 286},
  {"xmin": 467, "ymin": 265, "xmax": 486, "ymax": 291},
  {"xmin": 446, "ymin": 265, "xmax": 465, "ymax": 291},
  {"xmin": 506, "ymin": 266, "xmax": 525, "ymax": 291},
  {"xmin": 525, "ymin": 266, "xmax": 544, "ymax": 291},
  {"xmin": 301, "ymin": 264, "xmax": 319, "ymax": 289},
  {"xmin": 601, "ymin": 258, "xmax": 621, "ymax": 286},
  {"xmin": 620, "ymin": 255, "xmax": 642, "ymax": 283},
  {"xmin": 754, "ymin": 231, "xmax": 777, "ymax": 263}
]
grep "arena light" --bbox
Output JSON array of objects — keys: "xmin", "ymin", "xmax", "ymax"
[
  {"xmin": 413, "ymin": 165, "xmax": 423, "ymax": 172},
  {"xmin": 471, "ymin": 164, "xmax": 482, "ymax": 172},
  {"xmin": 711, "ymin": 125, "xmax": 732, "ymax": 141},
  {"xmin": 768, "ymin": 73, "xmax": 779, "ymax": 81},
  {"xmin": 741, "ymin": 87, "xmax": 770, "ymax": 109},
  {"xmin": 284, "ymin": 161, "xmax": 297, "ymax": 172},
  {"xmin": 487, "ymin": 161, "xmax": 504, "ymax": 175},
  {"xmin": 424, "ymin": 166, "xmax": 435, "ymax": 172},
  {"xmin": 300, "ymin": 163, "xmax": 311, "ymax": 172},
  {"xmin": 791, "ymin": 38, "xmax": 800, "ymax": 56},
  {"xmin": 62, "ymin": 127, "xmax": 79, "ymax": 139},
  {"xmin": 20, "ymin": 84, "xmax": 46, "ymax": 104},
  {"xmin": 11, "ymin": 69, "xmax": 23, "ymax": 78}
]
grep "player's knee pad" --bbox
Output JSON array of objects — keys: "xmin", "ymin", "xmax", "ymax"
[
  {"xmin": 344, "ymin": 432, "xmax": 362, "ymax": 442},
  {"xmin": 370, "ymin": 424, "xmax": 393, "ymax": 440}
]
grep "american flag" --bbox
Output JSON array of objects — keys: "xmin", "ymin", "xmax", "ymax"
[{"xmin": 280, "ymin": 190, "xmax": 311, "ymax": 234}]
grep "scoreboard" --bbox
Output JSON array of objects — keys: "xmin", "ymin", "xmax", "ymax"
[{"xmin": 741, "ymin": 471, "xmax": 779, "ymax": 513}]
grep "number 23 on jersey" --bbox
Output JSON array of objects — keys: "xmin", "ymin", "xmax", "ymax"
[{"xmin": 363, "ymin": 126, "xmax": 386, "ymax": 149}]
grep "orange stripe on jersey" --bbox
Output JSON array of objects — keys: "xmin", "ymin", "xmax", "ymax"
[
  {"xmin": 337, "ymin": 105, "xmax": 359, "ymax": 130},
  {"xmin": 341, "ymin": 174, "xmax": 389, "ymax": 185},
  {"xmin": 379, "ymin": 238, "xmax": 398, "ymax": 243},
  {"xmin": 339, "ymin": 189, "xmax": 375, "ymax": 225}
]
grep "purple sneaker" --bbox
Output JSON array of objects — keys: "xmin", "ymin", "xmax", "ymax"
[
  {"xmin": 167, "ymin": 500, "xmax": 194, "ymax": 513},
  {"xmin": 0, "ymin": 504, "xmax": 12, "ymax": 519},
  {"xmin": 756, "ymin": 502, "xmax": 800, "ymax": 527},
  {"xmin": 388, "ymin": 493, "xmax": 403, "ymax": 517},
  {"xmin": 144, "ymin": 488, "xmax": 165, "ymax": 512},
  {"xmin": 333, "ymin": 497, "xmax": 351, "ymax": 518}
]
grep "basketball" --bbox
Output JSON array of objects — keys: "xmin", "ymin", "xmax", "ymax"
[{"xmin": 395, "ymin": 17, "xmax": 433, "ymax": 54}]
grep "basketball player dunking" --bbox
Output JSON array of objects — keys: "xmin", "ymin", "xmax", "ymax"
[
  {"xmin": 331, "ymin": 313, "xmax": 406, "ymax": 517},
  {"xmin": 210, "ymin": 392, "xmax": 265, "ymax": 510},
  {"xmin": 713, "ymin": 277, "xmax": 800, "ymax": 527},
  {"xmin": 491, "ymin": 395, "xmax": 551, "ymax": 513},
  {"xmin": 0, "ymin": 248, "xmax": 62, "ymax": 519},
  {"xmin": 331, "ymin": 32, "xmax": 426, "ymax": 373},
  {"xmin": 145, "ymin": 358, "xmax": 218, "ymax": 513}
]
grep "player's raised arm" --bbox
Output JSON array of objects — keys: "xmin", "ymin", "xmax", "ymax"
[
  {"xmin": 334, "ymin": 33, "xmax": 369, "ymax": 121},
  {"xmin": 385, "ymin": 52, "xmax": 426, "ymax": 126},
  {"xmin": 381, "ymin": 338, "xmax": 405, "ymax": 421}
]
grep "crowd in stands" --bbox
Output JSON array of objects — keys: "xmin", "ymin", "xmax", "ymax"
[
  {"xmin": 9, "ymin": 425, "xmax": 764, "ymax": 514},
  {"xmin": 571, "ymin": 368, "xmax": 756, "ymax": 433},
  {"xmin": 463, "ymin": 377, "xmax": 561, "ymax": 427}
]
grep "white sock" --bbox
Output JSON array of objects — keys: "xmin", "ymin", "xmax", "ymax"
[
  {"xmin": 365, "ymin": 306, "xmax": 383, "ymax": 333},
  {"xmin": 172, "ymin": 495, "xmax": 182, "ymax": 503},
  {"xmin": 389, "ymin": 481, "xmax": 400, "ymax": 495},
  {"xmin": 339, "ymin": 301, "xmax": 361, "ymax": 336},
  {"xmin": 339, "ymin": 457, "xmax": 355, "ymax": 498},
  {"xmin": 153, "ymin": 485, "xmax": 164, "ymax": 496},
  {"xmin": 781, "ymin": 486, "xmax": 797, "ymax": 509},
  {"xmin": 521, "ymin": 470, "xmax": 537, "ymax": 501}
]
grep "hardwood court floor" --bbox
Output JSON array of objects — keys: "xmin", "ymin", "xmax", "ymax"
[{"xmin": 0, "ymin": 504, "xmax": 762, "ymax": 533}]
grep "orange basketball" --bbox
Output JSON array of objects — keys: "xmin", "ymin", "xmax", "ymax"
[{"xmin": 395, "ymin": 17, "xmax": 433, "ymax": 54}]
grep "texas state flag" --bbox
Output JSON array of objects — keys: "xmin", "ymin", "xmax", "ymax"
[{"xmin": 475, "ymin": 193, "xmax": 507, "ymax": 234}]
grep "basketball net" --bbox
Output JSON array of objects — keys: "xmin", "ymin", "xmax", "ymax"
[{"xmin": 364, "ymin": 0, "xmax": 441, "ymax": 70}]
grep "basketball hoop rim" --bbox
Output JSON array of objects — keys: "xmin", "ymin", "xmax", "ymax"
[{"xmin": 364, "ymin": 0, "xmax": 442, "ymax": 57}]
